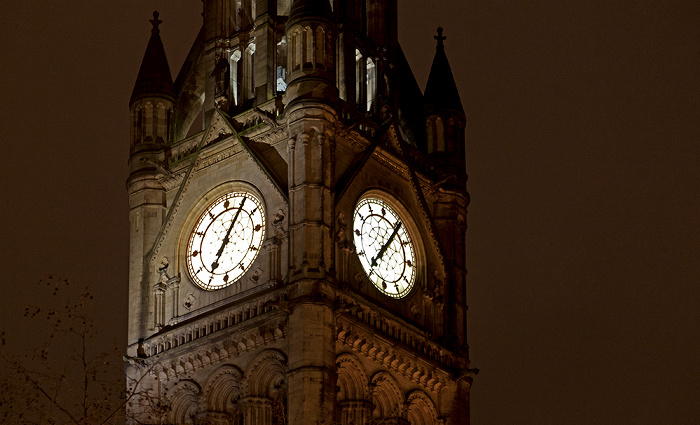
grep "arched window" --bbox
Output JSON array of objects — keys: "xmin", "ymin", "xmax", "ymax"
[
  {"xmin": 276, "ymin": 37, "xmax": 288, "ymax": 92},
  {"xmin": 156, "ymin": 103, "xmax": 166, "ymax": 140},
  {"xmin": 366, "ymin": 57, "xmax": 376, "ymax": 113},
  {"xmin": 316, "ymin": 27, "xmax": 326, "ymax": 69},
  {"xmin": 426, "ymin": 119, "xmax": 434, "ymax": 153},
  {"xmin": 230, "ymin": 49, "xmax": 242, "ymax": 105},
  {"xmin": 144, "ymin": 102, "xmax": 153, "ymax": 141},
  {"xmin": 304, "ymin": 27, "xmax": 313, "ymax": 67},
  {"xmin": 446, "ymin": 118, "xmax": 455, "ymax": 152},
  {"xmin": 294, "ymin": 30, "xmax": 302, "ymax": 71},
  {"xmin": 134, "ymin": 107, "xmax": 142, "ymax": 144},
  {"xmin": 355, "ymin": 49, "xmax": 363, "ymax": 107},
  {"xmin": 245, "ymin": 42, "xmax": 256, "ymax": 100},
  {"xmin": 436, "ymin": 117, "xmax": 445, "ymax": 151}
]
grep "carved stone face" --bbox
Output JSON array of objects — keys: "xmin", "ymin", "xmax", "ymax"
[
  {"xmin": 353, "ymin": 196, "xmax": 416, "ymax": 298},
  {"xmin": 186, "ymin": 191, "xmax": 265, "ymax": 290}
]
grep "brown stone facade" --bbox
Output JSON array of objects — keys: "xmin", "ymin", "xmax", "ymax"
[{"xmin": 127, "ymin": 1, "xmax": 472, "ymax": 424}]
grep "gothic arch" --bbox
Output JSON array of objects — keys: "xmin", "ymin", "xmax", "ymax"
[
  {"xmin": 166, "ymin": 380, "xmax": 201, "ymax": 425},
  {"xmin": 201, "ymin": 364, "xmax": 244, "ymax": 413},
  {"xmin": 243, "ymin": 349, "xmax": 287, "ymax": 398},
  {"xmin": 336, "ymin": 353, "xmax": 370, "ymax": 401},
  {"xmin": 370, "ymin": 371, "xmax": 405, "ymax": 419},
  {"xmin": 406, "ymin": 390, "xmax": 439, "ymax": 425}
]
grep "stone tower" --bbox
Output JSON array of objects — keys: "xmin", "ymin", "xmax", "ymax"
[{"xmin": 125, "ymin": 2, "xmax": 474, "ymax": 424}]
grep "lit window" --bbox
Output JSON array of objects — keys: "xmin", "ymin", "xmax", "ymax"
[
  {"xmin": 366, "ymin": 57, "xmax": 376, "ymax": 112},
  {"xmin": 230, "ymin": 50, "xmax": 242, "ymax": 105},
  {"xmin": 276, "ymin": 37, "xmax": 287, "ymax": 92}
]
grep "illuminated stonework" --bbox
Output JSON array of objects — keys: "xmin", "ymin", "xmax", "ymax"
[{"xmin": 127, "ymin": 2, "xmax": 472, "ymax": 424}]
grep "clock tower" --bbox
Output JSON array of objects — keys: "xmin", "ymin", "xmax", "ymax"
[{"xmin": 126, "ymin": 1, "xmax": 473, "ymax": 424}]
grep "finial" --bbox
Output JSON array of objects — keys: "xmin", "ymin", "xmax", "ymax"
[
  {"xmin": 434, "ymin": 27, "xmax": 446, "ymax": 49},
  {"xmin": 150, "ymin": 11, "xmax": 162, "ymax": 33}
]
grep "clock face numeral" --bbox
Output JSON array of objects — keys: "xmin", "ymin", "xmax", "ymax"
[
  {"xmin": 186, "ymin": 191, "xmax": 265, "ymax": 291},
  {"xmin": 353, "ymin": 197, "xmax": 416, "ymax": 298}
]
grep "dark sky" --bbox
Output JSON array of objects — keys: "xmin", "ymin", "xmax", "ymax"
[{"xmin": 1, "ymin": 1, "xmax": 698, "ymax": 424}]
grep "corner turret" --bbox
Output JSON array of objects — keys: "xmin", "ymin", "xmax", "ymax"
[
  {"xmin": 284, "ymin": 0, "xmax": 337, "ymax": 106},
  {"xmin": 424, "ymin": 27, "xmax": 466, "ymax": 179},
  {"xmin": 130, "ymin": 11, "xmax": 175, "ymax": 151},
  {"xmin": 126, "ymin": 12, "xmax": 170, "ymax": 345}
]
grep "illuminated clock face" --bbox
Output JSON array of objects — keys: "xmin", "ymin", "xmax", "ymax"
[
  {"xmin": 186, "ymin": 191, "xmax": 265, "ymax": 290},
  {"xmin": 353, "ymin": 197, "xmax": 416, "ymax": 298}
]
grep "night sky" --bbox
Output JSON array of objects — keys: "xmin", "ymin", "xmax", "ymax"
[{"xmin": 1, "ymin": 1, "xmax": 698, "ymax": 424}]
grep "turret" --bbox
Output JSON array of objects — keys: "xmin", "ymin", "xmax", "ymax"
[
  {"xmin": 284, "ymin": 0, "xmax": 337, "ymax": 105},
  {"xmin": 424, "ymin": 27, "xmax": 466, "ymax": 179},
  {"xmin": 126, "ymin": 12, "xmax": 171, "ymax": 346},
  {"xmin": 129, "ymin": 11, "xmax": 175, "ymax": 154},
  {"xmin": 423, "ymin": 28, "xmax": 469, "ymax": 353}
]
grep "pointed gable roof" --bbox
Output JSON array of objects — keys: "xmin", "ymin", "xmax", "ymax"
[
  {"xmin": 130, "ymin": 11, "xmax": 175, "ymax": 105},
  {"xmin": 424, "ymin": 27, "xmax": 464, "ymax": 115}
]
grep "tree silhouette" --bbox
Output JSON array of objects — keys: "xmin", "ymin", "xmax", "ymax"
[{"xmin": 0, "ymin": 277, "xmax": 162, "ymax": 425}]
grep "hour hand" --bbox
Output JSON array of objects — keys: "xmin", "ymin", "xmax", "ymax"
[{"xmin": 371, "ymin": 221, "xmax": 402, "ymax": 267}]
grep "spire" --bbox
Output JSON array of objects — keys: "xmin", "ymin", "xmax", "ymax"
[
  {"xmin": 130, "ymin": 11, "xmax": 175, "ymax": 105},
  {"xmin": 424, "ymin": 27, "xmax": 464, "ymax": 115}
]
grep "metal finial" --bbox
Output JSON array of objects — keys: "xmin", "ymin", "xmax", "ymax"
[
  {"xmin": 150, "ymin": 11, "xmax": 162, "ymax": 33},
  {"xmin": 434, "ymin": 27, "xmax": 446, "ymax": 48}
]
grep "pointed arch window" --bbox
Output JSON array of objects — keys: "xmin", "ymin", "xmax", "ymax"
[
  {"xmin": 426, "ymin": 118, "xmax": 435, "ymax": 154},
  {"xmin": 304, "ymin": 27, "xmax": 313, "ymax": 67},
  {"xmin": 144, "ymin": 102, "xmax": 153, "ymax": 141},
  {"xmin": 293, "ymin": 29, "xmax": 302, "ymax": 71},
  {"xmin": 134, "ymin": 107, "xmax": 143, "ymax": 144},
  {"xmin": 366, "ymin": 57, "xmax": 376, "ymax": 113},
  {"xmin": 156, "ymin": 103, "xmax": 166, "ymax": 141},
  {"xmin": 230, "ymin": 49, "xmax": 242, "ymax": 105},
  {"xmin": 245, "ymin": 42, "xmax": 256, "ymax": 100},
  {"xmin": 316, "ymin": 27, "xmax": 326, "ymax": 69},
  {"xmin": 436, "ymin": 117, "xmax": 445, "ymax": 151},
  {"xmin": 355, "ymin": 49, "xmax": 363, "ymax": 107},
  {"xmin": 276, "ymin": 37, "xmax": 288, "ymax": 92}
]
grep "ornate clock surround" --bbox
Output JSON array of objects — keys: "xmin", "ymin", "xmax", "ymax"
[
  {"xmin": 352, "ymin": 189, "xmax": 426, "ymax": 300},
  {"xmin": 179, "ymin": 181, "xmax": 269, "ymax": 292}
]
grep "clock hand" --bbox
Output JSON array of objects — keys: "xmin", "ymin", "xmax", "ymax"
[
  {"xmin": 371, "ymin": 221, "xmax": 402, "ymax": 268},
  {"xmin": 209, "ymin": 197, "xmax": 247, "ymax": 276}
]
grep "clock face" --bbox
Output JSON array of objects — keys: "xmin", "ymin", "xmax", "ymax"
[
  {"xmin": 186, "ymin": 191, "xmax": 265, "ymax": 290},
  {"xmin": 353, "ymin": 197, "xmax": 416, "ymax": 298}
]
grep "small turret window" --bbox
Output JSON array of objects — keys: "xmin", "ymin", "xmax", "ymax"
[
  {"xmin": 316, "ymin": 27, "xmax": 326, "ymax": 69},
  {"xmin": 293, "ymin": 29, "xmax": 302, "ymax": 71},
  {"xmin": 156, "ymin": 103, "xmax": 166, "ymax": 141},
  {"xmin": 144, "ymin": 102, "xmax": 153, "ymax": 142},
  {"xmin": 304, "ymin": 27, "xmax": 313, "ymax": 67},
  {"xmin": 426, "ymin": 119, "xmax": 434, "ymax": 154},
  {"xmin": 436, "ymin": 117, "xmax": 445, "ymax": 151},
  {"xmin": 134, "ymin": 107, "xmax": 143, "ymax": 144}
]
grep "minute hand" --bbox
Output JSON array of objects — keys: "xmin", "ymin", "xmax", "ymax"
[
  {"xmin": 210, "ymin": 197, "xmax": 247, "ymax": 273},
  {"xmin": 371, "ymin": 221, "xmax": 402, "ymax": 268}
]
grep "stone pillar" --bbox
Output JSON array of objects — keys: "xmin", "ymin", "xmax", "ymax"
[{"xmin": 285, "ymin": 103, "xmax": 338, "ymax": 425}]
